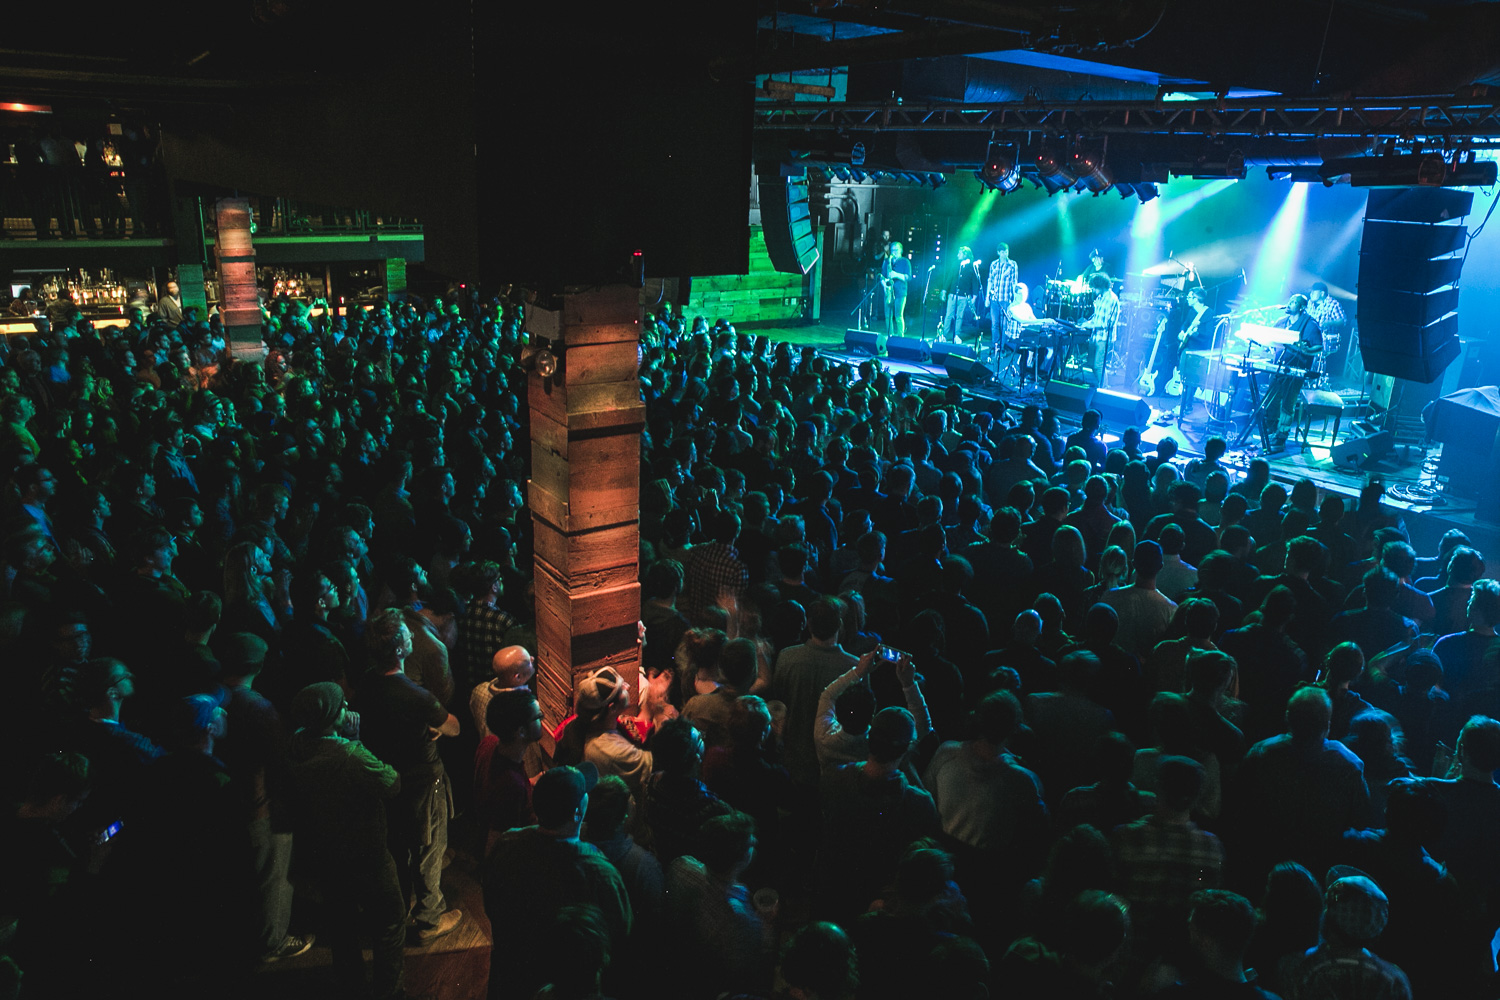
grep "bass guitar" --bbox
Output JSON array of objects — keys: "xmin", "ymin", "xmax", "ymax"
[{"xmin": 1137, "ymin": 315, "xmax": 1169, "ymax": 395}]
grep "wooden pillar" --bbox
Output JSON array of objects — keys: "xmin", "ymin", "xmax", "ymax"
[
  {"xmin": 526, "ymin": 286, "xmax": 644, "ymax": 750},
  {"xmin": 214, "ymin": 198, "xmax": 262, "ymax": 362}
]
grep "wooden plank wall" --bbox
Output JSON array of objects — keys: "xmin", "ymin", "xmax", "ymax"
[{"xmin": 685, "ymin": 225, "xmax": 807, "ymax": 325}]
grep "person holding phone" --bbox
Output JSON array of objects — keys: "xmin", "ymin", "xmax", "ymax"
[{"xmin": 813, "ymin": 647, "xmax": 931, "ymax": 775}]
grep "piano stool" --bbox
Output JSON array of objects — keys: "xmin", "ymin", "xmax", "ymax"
[{"xmin": 1295, "ymin": 389, "xmax": 1356, "ymax": 450}]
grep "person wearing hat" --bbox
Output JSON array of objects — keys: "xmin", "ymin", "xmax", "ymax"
[
  {"xmin": 286, "ymin": 682, "xmax": 405, "ymax": 999},
  {"xmin": 1306, "ymin": 281, "xmax": 1347, "ymax": 379},
  {"xmin": 561, "ymin": 665, "xmax": 653, "ymax": 805},
  {"xmin": 481, "ymin": 763, "xmax": 632, "ymax": 1000},
  {"xmin": 1285, "ymin": 872, "xmax": 1411, "ymax": 999},
  {"xmin": 1077, "ymin": 248, "xmax": 1111, "ymax": 288}
]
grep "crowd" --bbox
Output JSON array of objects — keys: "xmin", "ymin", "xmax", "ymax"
[{"xmin": 0, "ymin": 292, "xmax": 1496, "ymax": 1000}]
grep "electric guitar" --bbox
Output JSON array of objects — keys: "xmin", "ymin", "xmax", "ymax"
[{"xmin": 1137, "ymin": 315, "xmax": 1169, "ymax": 395}]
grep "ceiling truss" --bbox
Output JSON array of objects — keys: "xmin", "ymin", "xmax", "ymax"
[{"xmin": 755, "ymin": 93, "xmax": 1500, "ymax": 141}]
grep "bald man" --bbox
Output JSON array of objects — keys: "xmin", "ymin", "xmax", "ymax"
[{"xmin": 470, "ymin": 645, "xmax": 536, "ymax": 739}]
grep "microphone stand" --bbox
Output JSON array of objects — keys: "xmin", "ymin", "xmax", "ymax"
[{"xmin": 920, "ymin": 263, "xmax": 937, "ymax": 341}]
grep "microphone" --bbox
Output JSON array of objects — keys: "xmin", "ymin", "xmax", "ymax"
[{"xmin": 928, "ymin": 265, "xmax": 937, "ymax": 271}]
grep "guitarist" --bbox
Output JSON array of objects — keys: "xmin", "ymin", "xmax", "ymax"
[
  {"xmin": 1172, "ymin": 288, "xmax": 1216, "ymax": 421},
  {"xmin": 881, "ymin": 241, "xmax": 912, "ymax": 337}
]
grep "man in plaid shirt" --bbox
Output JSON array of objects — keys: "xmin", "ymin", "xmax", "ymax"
[
  {"xmin": 455, "ymin": 561, "xmax": 521, "ymax": 693},
  {"xmin": 1309, "ymin": 281, "xmax": 1349, "ymax": 379},
  {"xmin": 1113, "ymin": 755, "xmax": 1223, "ymax": 952},
  {"xmin": 1080, "ymin": 273, "xmax": 1120, "ymax": 378},
  {"xmin": 684, "ymin": 510, "xmax": 749, "ymax": 618},
  {"xmin": 985, "ymin": 243, "xmax": 1019, "ymax": 352}
]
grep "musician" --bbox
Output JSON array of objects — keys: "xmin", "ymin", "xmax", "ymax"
[
  {"xmin": 1006, "ymin": 282, "xmax": 1045, "ymax": 381},
  {"xmin": 881, "ymin": 241, "xmax": 912, "ymax": 337},
  {"xmin": 1262, "ymin": 293, "xmax": 1323, "ymax": 448},
  {"xmin": 1173, "ymin": 287, "xmax": 1216, "ymax": 421},
  {"xmin": 1307, "ymin": 281, "xmax": 1348, "ymax": 379},
  {"xmin": 865, "ymin": 229, "xmax": 892, "ymax": 319},
  {"xmin": 1079, "ymin": 273, "xmax": 1119, "ymax": 379},
  {"xmin": 940, "ymin": 246, "xmax": 983, "ymax": 343},
  {"xmin": 984, "ymin": 243, "xmax": 1019, "ymax": 351},
  {"xmin": 1077, "ymin": 248, "xmax": 1111, "ymax": 287}
]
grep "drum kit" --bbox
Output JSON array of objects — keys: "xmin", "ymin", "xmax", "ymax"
[{"xmin": 1041, "ymin": 277, "xmax": 1093, "ymax": 322}]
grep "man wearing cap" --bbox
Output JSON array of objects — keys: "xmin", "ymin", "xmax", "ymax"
[
  {"xmin": 571, "ymin": 665, "xmax": 655, "ymax": 804},
  {"xmin": 482, "ymin": 763, "xmax": 632, "ymax": 1000},
  {"xmin": 1307, "ymin": 281, "xmax": 1347, "ymax": 378},
  {"xmin": 1146, "ymin": 481, "xmax": 1218, "ymax": 567},
  {"xmin": 1285, "ymin": 872, "xmax": 1411, "ymax": 1000},
  {"xmin": 1077, "ymin": 248, "xmax": 1110, "ymax": 287},
  {"xmin": 358, "ymin": 608, "xmax": 463, "ymax": 944},
  {"xmin": 286, "ymin": 682, "xmax": 406, "ymax": 1000}
]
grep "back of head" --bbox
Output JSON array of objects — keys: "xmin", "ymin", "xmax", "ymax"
[
  {"xmin": 487, "ymin": 688, "xmax": 540, "ymax": 742},
  {"xmin": 1159, "ymin": 523, "xmax": 1186, "ymax": 556},
  {"xmin": 1323, "ymin": 642, "xmax": 1366, "ymax": 687},
  {"xmin": 643, "ymin": 559, "xmax": 685, "ymax": 600},
  {"xmin": 834, "ymin": 681, "xmax": 877, "ymax": 734},
  {"xmin": 652, "ymin": 717, "xmax": 705, "ymax": 775},
  {"xmin": 781, "ymin": 922, "xmax": 858, "ymax": 1000},
  {"xmin": 1157, "ymin": 754, "xmax": 1206, "ymax": 811},
  {"xmin": 583, "ymin": 774, "xmax": 632, "ymax": 840},
  {"xmin": 1261, "ymin": 585, "xmax": 1298, "ymax": 629},
  {"xmin": 698, "ymin": 809, "xmax": 756, "ymax": 873},
  {"xmin": 807, "ymin": 597, "xmax": 843, "ymax": 642},
  {"xmin": 1460, "ymin": 714, "xmax": 1500, "ymax": 772},
  {"xmin": 1447, "ymin": 546, "xmax": 1485, "ymax": 585},
  {"xmin": 1013, "ymin": 609, "xmax": 1043, "ymax": 645},
  {"xmin": 729, "ymin": 695, "xmax": 773, "ymax": 749},
  {"xmin": 972, "ymin": 689, "xmax": 1023, "ymax": 746},
  {"xmin": 1133, "ymin": 540, "xmax": 1164, "ymax": 578},
  {"xmin": 1062, "ymin": 891, "xmax": 1131, "ymax": 966},
  {"xmin": 1381, "ymin": 541, "xmax": 1417, "ymax": 579},
  {"xmin": 1180, "ymin": 598, "xmax": 1219, "ymax": 640},
  {"xmin": 719, "ymin": 637, "xmax": 758, "ymax": 691},
  {"xmin": 218, "ymin": 631, "xmax": 269, "ymax": 678},
  {"xmin": 1188, "ymin": 889, "xmax": 1257, "ymax": 960},
  {"xmin": 538, "ymin": 904, "xmax": 612, "ymax": 998},
  {"xmin": 867, "ymin": 706, "xmax": 917, "ymax": 764},
  {"xmin": 1362, "ymin": 567, "xmax": 1399, "ymax": 610},
  {"xmin": 1084, "ymin": 602, "xmax": 1120, "ymax": 644},
  {"xmin": 1471, "ymin": 579, "xmax": 1500, "ymax": 628},
  {"xmin": 1059, "ymin": 649, "xmax": 1102, "ymax": 690},
  {"xmin": 1286, "ymin": 686, "xmax": 1333, "ymax": 740},
  {"xmin": 1285, "ymin": 535, "xmax": 1325, "ymax": 575},
  {"xmin": 1042, "ymin": 486, "xmax": 1070, "ymax": 518}
]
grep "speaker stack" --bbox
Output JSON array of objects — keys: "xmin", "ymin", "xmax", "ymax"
[
  {"xmin": 1357, "ymin": 188, "xmax": 1472, "ymax": 384},
  {"xmin": 758, "ymin": 164, "xmax": 820, "ymax": 275}
]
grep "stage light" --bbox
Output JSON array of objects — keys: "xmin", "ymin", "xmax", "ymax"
[
  {"xmin": 1036, "ymin": 146, "xmax": 1076, "ymax": 194},
  {"xmin": 1135, "ymin": 182, "xmax": 1159, "ymax": 203},
  {"xmin": 1174, "ymin": 150, "xmax": 1246, "ymax": 180},
  {"xmin": 977, "ymin": 141, "xmax": 1021, "ymax": 193},
  {"xmin": 1116, "ymin": 184, "xmax": 1136, "ymax": 199},
  {"xmin": 1071, "ymin": 150, "xmax": 1112, "ymax": 195}
]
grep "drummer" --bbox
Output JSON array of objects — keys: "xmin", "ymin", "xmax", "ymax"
[{"xmin": 1077, "ymin": 248, "xmax": 1111, "ymax": 287}]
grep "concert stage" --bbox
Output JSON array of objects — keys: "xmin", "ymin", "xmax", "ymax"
[{"xmin": 758, "ymin": 321, "xmax": 1500, "ymax": 556}]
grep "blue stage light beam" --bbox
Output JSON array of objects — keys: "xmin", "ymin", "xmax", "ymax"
[{"xmin": 1247, "ymin": 183, "xmax": 1309, "ymax": 307}]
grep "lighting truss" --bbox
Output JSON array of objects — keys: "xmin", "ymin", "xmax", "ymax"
[{"xmin": 754, "ymin": 93, "xmax": 1500, "ymax": 141}]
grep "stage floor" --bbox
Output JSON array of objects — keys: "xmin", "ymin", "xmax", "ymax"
[{"xmin": 755, "ymin": 321, "xmax": 1499, "ymax": 554}]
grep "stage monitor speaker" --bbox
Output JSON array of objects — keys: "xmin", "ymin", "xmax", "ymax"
[
  {"xmin": 1045, "ymin": 380, "xmax": 1096, "ymax": 417},
  {"xmin": 942, "ymin": 355, "xmax": 994, "ymax": 385},
  {"xmin": 1358, "ymin": 188, "xmax": 1472, "ymax": 383},
  {"xmin": 1330, "ymin": 430, "xmax": 1395, "ymax": 469},
  {"xmin": 930, "ymin": 342, "xmax": 977, "ymax": 365},
  {"xmin": 1430, "ymin": 386, "xmax": 1500, "ymax": 498},
  {"xmin": 1093, "ymin": 387, "xmax": 1152, "ymax": 429},
  {"xmin": 758, "ymin": 165, "xmax": 820, "ymax": 275},
  {"xmin": 844, "ymin": 329, "xmax": 880, "ymax": 355},
  {"xmin": 886, "ymin": 336, "xmax": 930, "ymax": 362}
]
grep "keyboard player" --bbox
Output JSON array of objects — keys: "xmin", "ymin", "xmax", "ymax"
[{"xmin": 1262, "ymin": 294, "xmax": 1324, "ymax": 449}]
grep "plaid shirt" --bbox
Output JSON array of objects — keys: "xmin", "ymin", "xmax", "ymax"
[
  {"xmin": 1287, "ymin": 945, "xmax": 1412, "ymax": 1000},
  {"xmin": 683, "ymin": 541, "xmax": 749, "ymax": 616},
  {"xmin": 457, "ymin": 603, "xmax": 521, "ymax": 693},
  {"xmin": 1113, "ymin": 813, "xmax": 1223, "ymax": 910},
  {"xmin": 986, "ymin": 256, "xmax": 1018, "ymax": 308},
  {"xmin": 1309, "ymin": 295, "xmax": 1347, "ymax": 351},
  {"xmin": 1084, "ymin": 290, "xmax": 1121, "ymax": 342}
]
